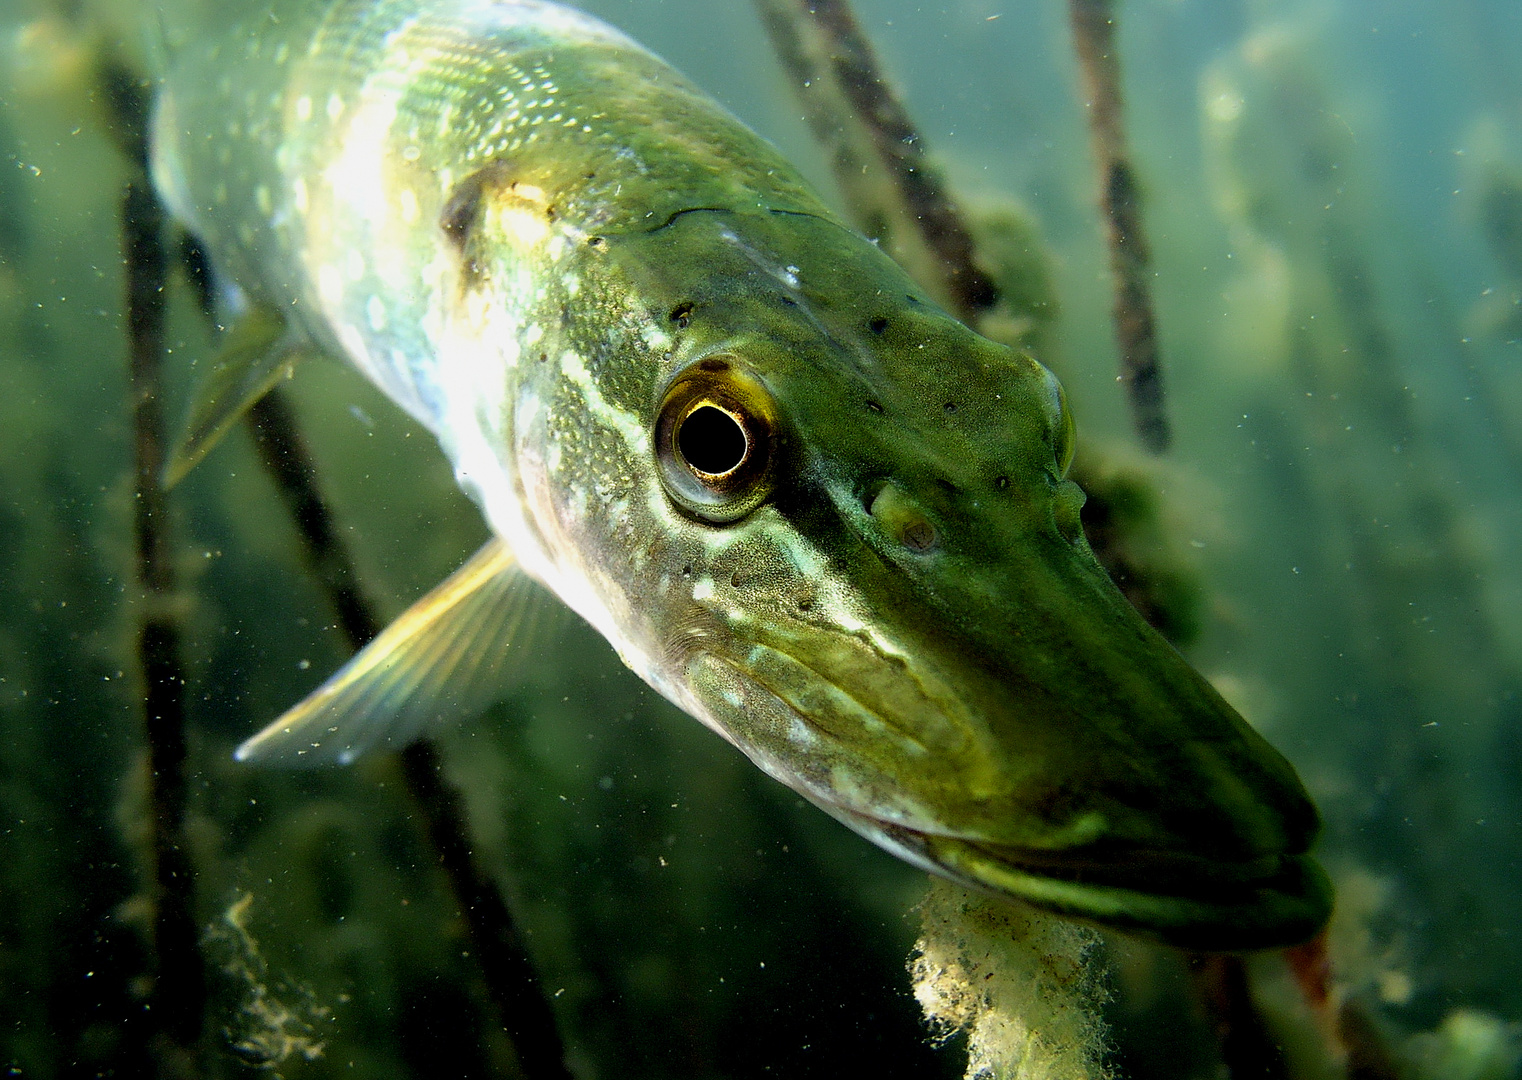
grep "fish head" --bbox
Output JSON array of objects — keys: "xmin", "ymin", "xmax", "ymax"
[{"xmin": 573, "ymin": 208, "xmax": 1330, "ymax": 950}]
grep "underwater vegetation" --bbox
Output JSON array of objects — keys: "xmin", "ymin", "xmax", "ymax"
[{"xmin": 1, "ymin": 0, "xmax": 1521, "ymax": 1079}]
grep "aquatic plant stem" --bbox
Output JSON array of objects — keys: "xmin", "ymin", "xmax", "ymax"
[
  {"xmin": 1066, "ymin": 0, "xmax": 1171, "ymax": 452},
  {"xmin": 245, "ymin": 391, "xmax": 379, "ymax": 648},
  {"xmin": 758, "ymin": 0, "xmax": 999, "ymax": 323},
  {"xmin": 115, "ymin": 65, "xmax": 208, "ymax": 1072},
  {"xmin": 1189, "ymin": 955, "xmax": 1290, "ymax": 1079},
  {"xmin": 750, "ymin": 0, "xmax": 876, "ymax": 222},
  {"xmin": 243, "ymin": 388, "xmax": 574, "ymax": 1080}
]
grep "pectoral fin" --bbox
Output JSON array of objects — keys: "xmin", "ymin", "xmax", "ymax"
[
  {"xmin": 236, "ymin": 538, "xmax": 546, "ymax": 765},
  {"xmin": 164, "ymin": 303, "xmax": 313, "ymax": 489}
]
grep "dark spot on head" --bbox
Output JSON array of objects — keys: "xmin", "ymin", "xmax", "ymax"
[
  {"xmin": 681, "ymin": 565, "xmax": 693, "ymax": 577},
  {"xmin": 731, "ymin": 570, "xmax": 744, "ymax": 588},
  {"xmin": 439, "ymin": 162, "xmax": 518, "ymax": 253},
  {"xmin": 538, "ymin": 352, "xmax": 549, "ymax": 363},
  {"xmin": 583, "ymin": 171, "xmax": 597, "ymax": 180},
  {"xmin": 943, "ymin": 401, "xmax": 958, "ymax": 414},
  {"xmin": 439, "ymin": 171, "xmax": 490, "ymax": 250},
  {"xmin": 865, "ymin": 400, "xmax": 884, "ymax": 414},
  {"xmin": 698, "ymin": 356, "xmax": 729, "ymax": 373},
  {"xmin": 669, "ymin": 301, "xmax": 694, "ymax": 328},
  {"xmin": 796, "ymin": 597, "xmax": 814, "ymax": 612},
  {"xmin": 996, "ymin": 475, "xmax": 1010, "ymax": 490},
  {"xmin": 868, "ymin": 316, "xmax": 889, "ymax": 334},
  {"xmin": 544, "ymin": 204, "xmax": 557, "ymax": 220},
  {"xmin": 587, "ymin": 235, "xmax": 606, "ymax": 249}
]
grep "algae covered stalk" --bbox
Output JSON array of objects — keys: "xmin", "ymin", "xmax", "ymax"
[
  {"xmin": 911, "ymin": 879, "xmax": 1111, "ymax": 1080},
  {"xmin": 110, "ymin": 59, "xmax": 209, "ymax": 1073},
  {"xmin": 1065, "ymin": 0, "xmax": 1169, "ymax": 453}
]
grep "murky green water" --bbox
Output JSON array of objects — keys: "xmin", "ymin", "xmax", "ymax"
[{"xmin": 1, "ymin": 1, "xmax": 1519, "ymax": 1077}]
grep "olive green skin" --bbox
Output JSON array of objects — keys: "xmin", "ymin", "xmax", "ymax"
[
  {"xmin": 155, "ymin": 0, "xmax": 1330, "ymax": 949},
  {"xmin": 499, "ymin": 206, "xmax": 1329, "ymax": 950}
]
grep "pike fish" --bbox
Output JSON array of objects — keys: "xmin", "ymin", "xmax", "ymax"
[{"xmin": 152, "ymin": 0, "xmax": 1331, "ymax": 949}]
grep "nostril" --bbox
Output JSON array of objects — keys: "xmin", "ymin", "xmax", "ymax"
[
  {"xmin": 869, "ymin": 483, "xmax": 940, "ymax": 554},
  {"xmin": 902, "ymin": 520, "xmax": 937, "ymax": 552}
]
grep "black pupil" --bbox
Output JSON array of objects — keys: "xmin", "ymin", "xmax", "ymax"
[{"xmin": 678, "ymin": 405, "xmax": 748, "ymax": 476}]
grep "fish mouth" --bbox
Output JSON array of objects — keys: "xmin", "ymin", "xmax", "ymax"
[
  {"xmin": 698, "ymin": 638, "xmax": 1332, "ymax": 952},
  {"xmin": 826, "ymin": 802, "xmax": 1333, "ymax": 952}
]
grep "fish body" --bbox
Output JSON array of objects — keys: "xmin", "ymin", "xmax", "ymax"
[{"xmin": 153, "ymin": 0, "xmax": 1330, "ymax": 949}]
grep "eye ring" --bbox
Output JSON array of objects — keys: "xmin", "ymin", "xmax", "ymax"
[{"xmin": 656, "ymin": 357, "xmax": 776, "ymax": 523}]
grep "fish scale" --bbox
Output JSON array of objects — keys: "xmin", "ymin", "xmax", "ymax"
[{"xmin": 154, "ymin": 0, "xmax": 1332, "ymax": 950}]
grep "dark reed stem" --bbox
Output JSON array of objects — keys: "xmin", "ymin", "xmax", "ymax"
[
  {"xmin": 397, "ymin": 740, "xmax": 570, "ymax": 1080},
  {"xmin": 245, "ymin": 392, "xmax": 380, "ymax": 647},
  {"xmin": 113, "ymin": 60, "xmax": 208, "ymax": 1073},
  {"xmin": 751, "ymin": 0, "xmax": 881, "ymax": 234},
  {"xmin": 768, "ymin": 0, "xmax": 999, "ymax": 323},
  {"xmin": 244, "ymin": 388, "xmax": 573, "ymax": 1080},
  {"xmin": 1188, "ymin": 954, "xmax": 1291, "ymax": 1080},
  {"xmin": 1335, "ymin": 999, "xmax": 1405, "ymax": 1080},
  {"xmin": 1066, "ymin": 0, "xmax": 1171, "ymax": 452}
]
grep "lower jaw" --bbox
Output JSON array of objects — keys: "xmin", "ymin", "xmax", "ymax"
[{"xmin": 835, "ymin": 808, "xmax": 1332, "ymax": 953}]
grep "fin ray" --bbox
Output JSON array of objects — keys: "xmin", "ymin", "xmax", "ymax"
[{"xmin": 236, "ymin": 538, "xmax": 544, "ymax": 765}]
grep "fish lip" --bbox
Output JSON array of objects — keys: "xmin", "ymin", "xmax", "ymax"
[{"xmin": 837, "ymin": 808, "xmax": 1333, "ymax": 953}]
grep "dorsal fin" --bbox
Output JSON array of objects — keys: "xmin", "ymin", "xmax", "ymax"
[{"xmin": 236, "ymin": 538, "xmax": 547, "ymax": 765}]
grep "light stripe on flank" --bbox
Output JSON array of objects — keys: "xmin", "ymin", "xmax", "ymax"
[{"xmin": 557, "ymin": 349, "xmax": 647, "ymax": 452}]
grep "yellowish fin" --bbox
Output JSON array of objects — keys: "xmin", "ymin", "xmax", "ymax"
[
  {"xmin": 163, "ymin": 303, "xmax": 309, "ymax": 489},
  {"xmin": 236, "ymin": 539, "xmax": 543, "ymax": 765}
]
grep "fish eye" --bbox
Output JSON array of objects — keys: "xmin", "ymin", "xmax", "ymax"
[{"xmin": 656, "ymin": 358, "xmax": 776, "ymax": 523}]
